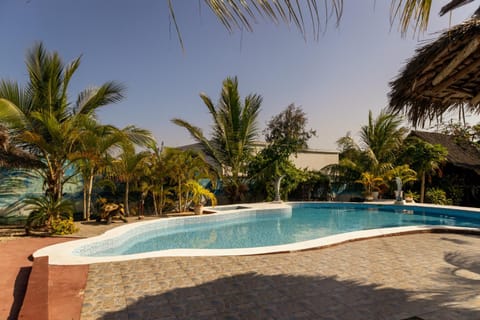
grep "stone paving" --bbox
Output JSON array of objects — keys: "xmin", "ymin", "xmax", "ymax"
[{"xmin": 80, "ymin": 233, "xmax": 480, "ymax": 320}]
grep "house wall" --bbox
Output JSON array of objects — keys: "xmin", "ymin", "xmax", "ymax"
[
  {"xmin": 180, "ymin": 142, "xmax": 339, "ymax": 171},
  {"xmin": 290, "ymin": 151, "xmax": 339, "ymax": 171}
]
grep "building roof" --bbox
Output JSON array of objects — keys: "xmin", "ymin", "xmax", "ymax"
[
  {"xmin": 410, "ymin": 130, "xmax": 480, "ymax": 174},
  {"xmin": 389, "ymin": 18, "xmax": 480, "ymax": 127}
]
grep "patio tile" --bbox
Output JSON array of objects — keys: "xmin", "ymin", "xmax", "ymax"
[{"xmin": 80, "ymin": 233, "xmax": 480, "ymax": 319}]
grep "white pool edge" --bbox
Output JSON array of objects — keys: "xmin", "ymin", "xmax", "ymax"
[{"xmin": 33, "ymin": 202, "xmax": 480, "ymax": 265}]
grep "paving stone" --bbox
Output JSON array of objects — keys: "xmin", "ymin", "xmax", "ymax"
[{"xmin": 80, "ymin": 233, "xmax": 480, "ymax": 319}]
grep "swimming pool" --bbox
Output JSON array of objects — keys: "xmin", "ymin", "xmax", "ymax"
[{"xmin": 34, "ymin": 202, "xmax": 480, "ymax": 265}]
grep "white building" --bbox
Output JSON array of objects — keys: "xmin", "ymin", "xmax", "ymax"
[{"xmin": 178, "ymin": 141, "xmax": 339, "ymax": 172}]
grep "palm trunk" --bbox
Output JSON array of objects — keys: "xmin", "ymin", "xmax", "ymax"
[
  {"xmin": 152, "ymin": 191, "xmax": 158, "ymax": 216},
  {"xmin": 86, "ymin": 171, "xmax": 94, "ymax": 220},
  {"xmin": 177, "ymin": 180, "xmax": 182, "ymax": 213},
  {"xmin": 420, "ymin": 171, "xmax": 426, "ymax": 203},
  {"xmin": 83, "ymin": 182, "xmax": 88, "ymax": 220},
  {"xmin": 124, "ymin": 181, "xmax": 130, "ymax": 216}
]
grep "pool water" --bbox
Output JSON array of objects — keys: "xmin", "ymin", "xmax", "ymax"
[{"xmin": 82, "ymin": 204, "xmax": 480, "ymax": 257}]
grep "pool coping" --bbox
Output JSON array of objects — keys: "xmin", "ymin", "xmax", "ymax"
[{"xmin": 33, "ymin": 201, "xmax": 480, "ymax": 265}]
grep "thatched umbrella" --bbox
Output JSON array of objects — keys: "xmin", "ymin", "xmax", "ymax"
[
  {"xmin": 0, "ymin": 126, "xmax": 41, "ymax": 169},
  {"xmin": 388, "ymin": 18, "xmax": 480, "ymax": 127}
]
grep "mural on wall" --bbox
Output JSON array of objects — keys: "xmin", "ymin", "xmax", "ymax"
[{"xmin": 0, "ymin": 167, "xmax": 83, "ymax": 215}]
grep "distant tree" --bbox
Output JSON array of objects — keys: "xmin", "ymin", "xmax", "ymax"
[
  {"xmin": 359, "ymin": 110, "xmax": 407, "ymax": 173},
  {"xmin": 249, "ymin": 104, "xmax": 316, "ymax": 201},
  {"xmin": 325, "ymin": 111, "xmax": 406, "ymax": 197},
  {"xmin": 161, "ymin": 148, "xmax": 216, "ymax": 212},
  {"xmin": 138, "ymin": 142, "xmax": 172, "ymax": 216},
  {"xmin": 265, "ymin": 104, "xmax": 316, "ymax": 157},
  {"xmin": 172, "ymin": 76, "xmax": 261, "ymax": 203},
  {"xmin": 110, "ymin": 146, "xmax": 151, "ymax": 216},
  {"xmin": 401, "ymin": 137, "xmax": 448, "ymax": 203},
  {"xmin": 73, "ymin": 121, "xmax": 153, "ymax": 220}
]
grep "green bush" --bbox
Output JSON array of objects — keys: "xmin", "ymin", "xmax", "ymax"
[
  {"xmin": 50, "ymin": 217, "xmax": 78, "ymax": 235},
  {"xmin": 425, "ymin": 188, "xmax": 452, "ymax": 205}
]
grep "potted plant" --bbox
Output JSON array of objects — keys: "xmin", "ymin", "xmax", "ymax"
[
  {"xmin": 355, "ymin": 172, "xmax": 384, "ymax": 201},
  {"xmin": 404, "ymin": 190, "xmax": 419, "ymax": 203},
  {"xmin": 185, "ymin": 180, "xmax": 217, "ymax": 215}
]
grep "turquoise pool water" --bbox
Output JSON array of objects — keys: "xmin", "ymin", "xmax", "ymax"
[{"xmin": 77, "ymin": 203, "xmax": 480, "ymax": 257}]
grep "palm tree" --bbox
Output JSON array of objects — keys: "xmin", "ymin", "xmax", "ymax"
[
  {"xmin": 73, "ymin": 121, "xmax": 153, "ymax": 220},
  {"xmin": 172, "ymin": 76, "xmax": 261, "ymax": 203},
  {"xmin": 161, "ymin": 148, "xmax": 216, "ymax": 212},
  {"xmin": 401, "ymin": 137, "xmax": 448, "ymax": 202},
  {"xmin": 359, "ymin": 110, "xmax": 407, "ymax": 174},
  {"xmin": 110, "ymin": 146, "xmax": 151, "ymax": 216},
  {"xmin": 140, "ymin": 142, "xmax": 173, "ymax": 216},
  {"xmin": 0, "ymin": 43, "xmax": 125, "ymax": 204}
]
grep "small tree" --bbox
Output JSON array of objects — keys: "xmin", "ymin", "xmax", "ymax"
[
  {"xmin": 401, "ymin": 137, "xmax": 448, "ymax": 203},
  {"xmin": 172, "ymin": 76, "xmax": 261, "ymax": 203},
  {"xmin": 250, "ymin": 104, "xmax": 316, "ymax": 201}
]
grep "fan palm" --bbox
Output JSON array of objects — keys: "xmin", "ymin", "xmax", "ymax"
[{"xmin": 172, "ymin": 76, "xmax": 261, "ymax": 203}]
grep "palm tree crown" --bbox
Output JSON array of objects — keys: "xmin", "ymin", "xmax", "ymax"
[
  {"xmin": 172, "ymin": 76, "xmax": 261, "ymax": 202},
  {"xmin": 0, "ymin": 42, "xmax": 125, "ymax": 202}
]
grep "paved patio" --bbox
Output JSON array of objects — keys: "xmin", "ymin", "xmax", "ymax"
[{"xmin": 80, "ymin": 232, "xmax": 480, "ymax": 320}]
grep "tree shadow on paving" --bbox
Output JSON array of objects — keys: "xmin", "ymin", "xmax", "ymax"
[
  {"xmin": 98, "ymin": 268, "xmax": 480, "ymax": 320},
  {"xmin": 8, "ymin": 266, "xmax": 31, "ymax": 320}
]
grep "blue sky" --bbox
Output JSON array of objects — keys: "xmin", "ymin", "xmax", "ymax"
[{"xmin": 0, "ymin": 1, "xmax": 477, "ymax": 150}]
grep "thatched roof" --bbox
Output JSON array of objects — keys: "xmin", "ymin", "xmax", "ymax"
[
  {"xmin": 410, "ymin": 130, "xmax": 480, "ymax": 174},
  {"xmin": 0, "ymin": 126, "xmax": 41, "ymax": 169},
  {"xmin": 389, "ymin": 18, "xmax": 480, "ymax": 127}
]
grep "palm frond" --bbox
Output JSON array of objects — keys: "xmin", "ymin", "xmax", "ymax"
[
  {"xmin": 0, "ymin": 98, "xmax": 27, "ymax": 127},
  {"xmin": 75, "ymin": 81, "xmax": 125, "ymax": 116},
  {"xmin": 439, "ymin": 0, "xmax": 475, "ymax": 16}
]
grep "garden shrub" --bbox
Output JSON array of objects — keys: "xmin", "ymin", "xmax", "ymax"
[
  {"xmin": 425, "ymin": 188, "xmax": 452, "ymax": 205},
  {"xmin": 50, "ymin": 217, "xmax": 78, "ymax": 235}
]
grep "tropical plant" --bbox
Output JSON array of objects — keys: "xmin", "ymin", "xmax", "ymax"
[
  {"xmin": 161, "ymin": 147, "xmax": 217, "ymax": 212},
  {"xmin": 400, "ymin": 137, "xmax": 448, "ymax": 203},
  {"xmin": 355, "ymin": 172, "xmax": 384, "ymax": 198},
  {"xmin": 74, "ymin": 121, "xmax": 153, "ymax": 220},
  {"xmin": 24, "ymin": 195, "xmax": 74, "ymax": 233},
  {"xmin": 185, "ymin": 180, "xmax": 217, "ymax": 207},
  {"xmin": 359, "ymin": 110, "xmax": 407, "ymax": 173},
  {"xmin": 0, "ymin": 43, "xmax": 125, "ymax": 206},
  {"xmin": 248, "ymin": 104, "xmax": 315, "ymax": 201},
  {"xmin": 50, "ymin": 217, "xmax": 78, "ymax": 235},
  {"xmin": 384, "ymin": 164, "xmax": 417, "ymax": 191},
  {"xmin": 172, "ymin": 76, "xmax": 261, "ymax": 203},
  {"xmin": 141, "ymin": 142, "xmax": 175, "ymax": 215},
  {"xmin": 426, "ymin": 188, "xmax": 452, "ymax": 205},
  {"xmin": 109, "ymin": 146, "xmax": 151, "ymax": 216}
]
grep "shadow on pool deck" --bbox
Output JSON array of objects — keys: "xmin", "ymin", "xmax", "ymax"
[
  {"xmin": 8, "ymin": 266, "xmax": 30, "ymax": 320},
  {"xmin": 78, "ymin": 233, "xmax": 480, "ymax": 320},
  {"xmin": 97, "ymin": 270, "xmax": 480, "ymax": 320}
]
